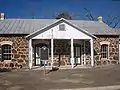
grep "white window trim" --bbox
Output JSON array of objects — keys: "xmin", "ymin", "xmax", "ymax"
[
  {"xmin": 100, "ymin": 41, "xmax": 110, "ymax": 60},
  {"xmin": 59, "ymin": 24, "xmax": 66, "ymax": 31},
  {"xmin": 0, "ymin": 41, "xmax": 13, "ymax": 61},
  {"xmin": 100, "ymin": 41, "xmax": 110, "ymax": 45},
  {"xmin": 2, "ymin": 45, "xmax": 12, "ymax": 61},
  {"xmin": 0, "ymin": 41, "xmax": 13, "ymax": 46}
]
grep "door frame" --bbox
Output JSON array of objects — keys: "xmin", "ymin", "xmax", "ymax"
[
  {"xmin": 35, "ymin": 44, "xmax": 49, "ymax": 66},
  {"xmin": 74, "ymin": 44, "xmax": 81, "ymax": 65}
]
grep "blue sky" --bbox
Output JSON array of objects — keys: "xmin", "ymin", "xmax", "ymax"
[{"xmin": 0, "ymin": 0, "xmax": 120, "ymax": 27}]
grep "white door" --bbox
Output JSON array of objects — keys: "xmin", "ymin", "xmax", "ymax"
[
  {"xmin": 75, "ymin": 46, "xmax": 81, "ymax": 65},
  {"xmin": 36, "ymin": 47, "xmax": 41, "ymax": 65}
]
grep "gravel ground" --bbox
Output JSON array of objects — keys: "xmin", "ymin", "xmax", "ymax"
[{"xmin": 0, "ymin": 64, "xmax": 120, "ymax": 90}]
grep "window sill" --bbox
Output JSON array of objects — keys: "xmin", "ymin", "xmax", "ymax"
[
  {"xmin": 4, "ymin": 60, "xmax": 11, "ymax": 63},
  {"xmin": 101, "ymin": 58, "xmax": 109, "ymax": 60}
]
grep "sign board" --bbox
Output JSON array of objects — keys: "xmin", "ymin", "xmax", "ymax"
[
  {"xmin": 40, "ymin": 46, "xmax": 49, "ymax": 61},
  {"xmin": 40, "ymin": 46, "xmax": 49, "ymax": 76}
]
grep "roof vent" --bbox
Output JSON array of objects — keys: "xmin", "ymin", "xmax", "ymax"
[
  {"xmin": 0, "ymin": 13, "xmax": 5, "ymax": 20},
  {"xmin": 98, "ymin": 16, "xmax": 102, "ymax": 22}
]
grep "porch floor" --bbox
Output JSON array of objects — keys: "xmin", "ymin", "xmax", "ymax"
[{"xmin": 31, "ymin": 65, "xmax": 92, "ymax": 70}]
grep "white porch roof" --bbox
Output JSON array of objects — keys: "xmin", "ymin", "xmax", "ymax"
[{"xmin": 26, "ymin": 18, "xmax": 96, "ymax": 40}]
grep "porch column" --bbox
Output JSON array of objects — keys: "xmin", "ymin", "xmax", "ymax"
[
  {"xmin": 28, "ymin": 39, "xmax": 33, "ymax": 69},
  {"xmin": 90, "ymin": 39, "xmax": 94, "ymax": 67},
  {"xmin": 51, "ymin": 38, "xmax": 54, "ymax": 68},
  {"xmin": 84, "ymin": 40, "xmax": 86, "ymax": 65},
  {"xmin": 71, "ymin": 38, "xmax": 74, "ymax": 68}
]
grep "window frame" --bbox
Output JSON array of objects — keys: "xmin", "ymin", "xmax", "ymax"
[
  {"xmin": 101, "ymin": 44, "xmax": 108, "ymax": 59},
  {"xmin": 59, "ymin": 24, "xmax": 66, "ymax": 31},
  {"xmin": 2, "ymin": 44, "xmax": 12, "ymax": 61},
  {"xmin": 100, "ymin": 41, "xmax": 110, "ymax": 59}
]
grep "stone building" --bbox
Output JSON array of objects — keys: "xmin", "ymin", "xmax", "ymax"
[{"xmin": 0, "ymin": 14, "xmax": 119, "ymax": 69}]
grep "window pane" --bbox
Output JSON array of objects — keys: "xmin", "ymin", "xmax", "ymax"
[
  {"xmin": 101, "ymin": 44, "xmax": 108, "ymax": 59},
  {"xmin": 59, "ymin": 24, "xmax": 65, "ymax": 31},
  {"xmin": 2, "ymin": 45, "xmax": 11, "ymax": 60}
]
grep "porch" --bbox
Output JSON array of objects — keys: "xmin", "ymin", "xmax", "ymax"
[
  {"xmin": 26, "ymin": 19, "xmax": 95, "ymax": 69},
  {"xmin": 29, "ymin": 39, "xmax": 94, "ymax": 69}
]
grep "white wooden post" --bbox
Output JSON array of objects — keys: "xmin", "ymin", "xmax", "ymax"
[
  {"xmin": 84, "ymin": 40, "xmax": 86, "ymax": 65},
  {"xmin": 90, "ymin": 39, "xmax": 94, "ymax": 67},
  {"xmin": 51, "ymin": 29, "xmax": 54, "ymax": 69},
  {"xmin": 71, "ymin": 38, "xmax": 74, "ymax": 68},
  {"xmin": 29, "ymin": 39, "xmax": 33, "ymax": 69},
  {"xmin": 80, "ymin": 44, "xmax": 83, "ymax": 65},
  {"xmin": 51, "ymin": 38, "xmax": 54, "ymax": 68}
]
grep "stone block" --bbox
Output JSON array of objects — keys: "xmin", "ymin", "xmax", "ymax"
[
  {"xmin": 14, "ymin": 54, "xmax": 20, "ymax": 58},
  {"xmin": 111, "ymin": 60, "xmax": 117, "ymax": 64},
  {"xmin": 113, "ymin": 55, "xmax": 118, "ymax": 60},
  {"xmin": 21, "ymin": 55, "xmax": 26, "ymax": 58},
  {"xmin": 96, "ymin": 61, "xmax": 101, "ymax": 65},
  {"xmin": 17, "ymin": 48, "xmax": 20, "ymax": 51},
  {"xmin": 19, "ymin": 52, "xmax": 23, "ymax": 54},
  {"xmin": 95, "ymin": 55, "xmax": 99, "ymax": 61},
  {"xmin": 112, "ymin": 48, "xmax": 115, "ymax": 52},
  {"xmin": 22, "ymin": 49, "xmax": 26, "ymax": 51},
  {"xmin": 60, "ymin": 61, "xmax": 65, "ymax": 65},
  {"xmin": 53, "ymin": 62, "xmax": 58, "ymax": 66},
  {"xmin": 11, "ymin": 59, "xmax": 16, "ymax": 62},
  {"xmin": 12, "ymin": 49, "xmax": 17, "ymax": 53},
  {"xmin": 18, "ymin": 59, "xmax": 23, "ymax": 63}
]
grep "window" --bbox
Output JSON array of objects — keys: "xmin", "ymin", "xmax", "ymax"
[
  {"xmin": 0, "ymin": 45, "xmax": 2, "ymax": 61},
  {"xmin": 59, "ymin": 24, "xmax": 65, "ymax": 31},
  {"xmin": 0, "ymin": 44, "xmax": 12, "ymax": 61},
  {"xmin": 101, "ymin": 44, "xmax": 108, "ymax": 59},
  {"xmin": 0, "ymin": 41, "xmax": 12, "ymax": 61}
]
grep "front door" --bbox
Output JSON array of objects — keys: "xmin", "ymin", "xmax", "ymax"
[
  {"xmin": 75, "ymin": 46, "xmax": 81, "ymax": 65},
  {"xmin": 35, "ymin": 46, "xmax": 49, "ymax": 66}
]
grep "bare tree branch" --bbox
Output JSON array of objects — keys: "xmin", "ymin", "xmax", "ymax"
[
  {"xmin": 113, "ymin": 17, "xmax": 120, "ymax": 28},
  {"xmin": 83, "ymin": 8, "xmax": 120, "ymax": 28},
  {"xmin": 84, "ymin": 8, "xmax": 96, "ymax": 21}
]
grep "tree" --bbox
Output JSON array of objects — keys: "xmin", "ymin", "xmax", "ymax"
[
  {"xmin": 84, "ymin": 8, "xmax": 120, "ymax": 28},
  {"xmin": 56, "ymin": 12, "xmax": 72, "ymax": 20}
]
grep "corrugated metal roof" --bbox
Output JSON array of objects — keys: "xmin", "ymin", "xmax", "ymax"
[
  {"xmin": 70, "ymin": 20, "xmax": 118, "ymax": 35},
  {"xmin": 0, "ymin": 19, "xmax": 118, "ymax": 35},
  {"xmin": 113, "ymin": 28, "xmax": 120, "ymax": 34}
]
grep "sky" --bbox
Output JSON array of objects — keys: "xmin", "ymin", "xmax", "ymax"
[{"xmin": 0, "ymin": 0, "xmax": 120, "ymax": 27}]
